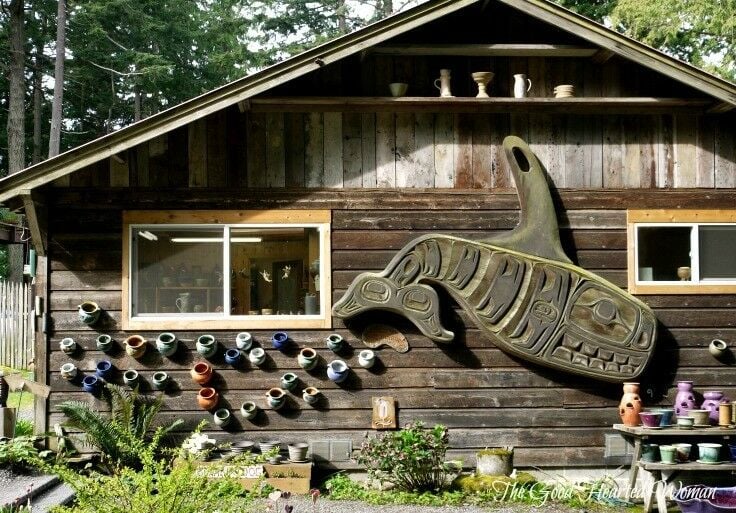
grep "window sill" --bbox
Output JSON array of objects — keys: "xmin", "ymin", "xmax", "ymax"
[
  {"xmin": 630, "ymin": 283, "xmax": 736, "ymax": 295},
  {"xmin": 122, "ymin": 316, "xmax": 332, "ymax": 331}
]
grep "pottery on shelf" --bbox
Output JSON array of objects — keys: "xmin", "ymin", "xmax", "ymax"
[
  {"xmin": 619, "ymin": 382, "xmax": 642, "ymax": 427},
  {"xmin": 433, "ymin": 68, "xmax": 453, "ymax": 98},
  {"xmin": 152, "ymin": 371, "xmax": 169, "ymax": 391},
  {"xmin": 710, "ymin": 339, "xmax": 728, "ymax": 358},
  {"xmin": 674, "ymin": 380, "xmax": 696, "ymax": 418},
  {"xmin": 236, "ymin": 332, "xmax": 253, "ymax": 351},
  {"xmin": 249, "ymin": 347, "xmax": 266, "ymax": 366},
  {"xmin": 677, "ymin": 266, "xmax": 692, "ymax": 281},
  {"xmin": 60, "ymin": 337, "xmax": 76, "ymax": 354},
  {"xmin": 471, "ymin": 71, "xmax": 494, "ymax": 98},
  {"xmin": 95, "ymin": 360, "xmax": 114, "ymax": 380},
  {"xmin": 190, "ymin": 362, "xmax": 213, "ymax": 385},
  {"xmin": 213, "ymin": 408, "xmax": 231, "ymax": 427},
  {"xmin": 675, "ymin": 443, "xmax": 692, "ymax": 463},
  {"xmin": 553, "ymin": 84, "xmax": 575, "ymax": 98},
  {"xmin": 124, "ymin": 335, "xmax": 147, "ymax": 359},
  {"xmin": 327, "ymin": 360, "xmax": 350, "ymax": 383},
  {"xmin": 702, "ymin": 391, "xmax": 730, "ymax": 424},
  {"xmin": 305, "ymin": 293, "xmax": 319, "ymax": 315},
  {"xmin": 272, "ymin": 332, "xmax": 289, "ymax": 351},
  {"xmin": 60, "ymin": 363, "xmax": 77, "ymax": 381},
  {"xmin": 513, "ymin": 74, "xmax": 532, "ymax": 98},
  {"xmin": 677, "ymin": 416, "xmax": 695, "ymax": 429},
  {"xmin": 639, "ymin": 411, "xmax": 662, "ymax": 428},
  {"xmin": 156, "ymin": 332, "xmax": 178, "ymax": 357},
  {"xmin": 641, "ymin": 444, "xmax": 659, "ymax": 463},
  {"xmin": 688, "ymin": 409, "xmax": 710, "ymax": 426},
  {"xmin": 698, "ymin": 443, "xmax": 722, "ymax": 463},
  {"xmin": 197, "ymin": 387, "xmax": 219, "ymax": 410},
  {"xmin": 302, "ymin": 387, "xmax": 320, "ymax": 405},
  {"xmin": 326, "ymin": 334, "xmax": 343, "ymax": 352},
  {"xmin": 730, "ymin": 444, "xmax": 736, "ymax": 462},
  {"xmin": 240, "ymin": 401, "xmax": 258, "ymax": 420},
  {"xmin": 78, "ymin": 301, "xmax": 101, "ymax": 325},
  {"xmin": 651, "ymin": 408, "xmax": 675, "ymax": 427},
  {"xmin": 659, "ymin": 445, "xmax": 676, "ymax": 464},
  {"xmin": 82, "ymin": 375, "xmax": 100, "ymax": 394},
  {"xmin": 298, "ymin": 348, "xmax": 318, "ymax": 370},
  {"xmin": 266, "ymin": 387, "xmax": 286, "ymax": 410},
  {"xmin": 123, "ymin": 369, "xmax": 139, "ymax": 388},
  {"xmin": 358, "ymin": 349, "xmax": 376, "ymax": 369},
  {"xmin": 96, "ymin": 334, "xmax": 114, "ymax": 353},
  {"xmin": 720, "ymin": 403, "xmax": 733, "ymax": 427},
  {"xmin": 224, "ymin": 349, "xmax": 242, "ymax": 366},
  {"xmin": 196, "ymin": 335, "xmax": 218, "ymax": 358},
  {"xmin": 287, "ymin": 443, "xmax": 309, "ymax": 462},
  {"xmin": 280, "ymin": 373, "xmax": 298, "ymax": 391},
  {"xmin": 389, "ymin": 82, "xmax": 408, "ymax": 97}
]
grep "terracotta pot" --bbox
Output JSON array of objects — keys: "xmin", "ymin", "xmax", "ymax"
[
  {"xmin": 197, "ymin": 387, "xmax": 219, "ymax": 410},
  {"xmin": 190, "ymin": 362, "xmax": 213, "ymax": 385},
  {"xmin": 619, "ymin": 382, "xmax": 642, "ymax": 427},
  {"xmin": 124, "ymin": 335, "xmax": 147, "ymax": 358}
]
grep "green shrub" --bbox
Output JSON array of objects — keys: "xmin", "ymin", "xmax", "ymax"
[
  {"xmin": 0, "ymin": 436, "xmax": 48, "ymax": 470},
  {"xmin": 13, "ymin": 419, "xmax": 34, "ymax": 437},
  {"xmin": 356, "ymin": 422, "xmax": 455, "ymax": 492}
]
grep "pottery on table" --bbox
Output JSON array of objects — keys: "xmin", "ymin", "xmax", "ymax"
[
  {"xmin": 272, "ymin": 332, "xmax": 289, "ymax": 351},
  {"xmin": 302, "ymin": 387, "xmax": 320, "ymax": 405},
  {"xmin": 224, "ymin": 348, "xmax": 242, "ymax": 366},
  {"xmin": 280, "ymin": 373, "xmax": 298, "ymax": 391},
  {"xmin": 326, "ymin": 334, "xmax": 344, "ymax": 352},
  {"xmin": 287, "ymin": 443, "xmax": 309, "ymax": 462},
  {"xmin": 266, "ymin": 387, "xmax": 286, "ymax": 409},
  {"xmin": 231, "ymin": 441, "xmax": 255, "ymax": 453},
  {"xmin": 639, "ymin": 412, "xmax": 662, "ymax": 428},
  {"xmin": 124, "ymin": 335, "xmax": 147, "ymax": 359},
  {"xmin": 674, "ymin": 443, "xmax": 692, "ymax": 463},
  {"xmin": 156, "ymin": 332, "xmax": 178, "ymax": 357},
  {"xmin": 710, "ymin": 339, "xmax": 728, "ymax": 358},
  {"xmin": 358, "ymin": 349, "xmax": 376, "ymax": 369},
  {"xmin": 82, "ymin": 375, "xmax": 100, "ymax": 394},
  {"xmin": 95, "ymin": 360, "xmax": 114, "ymax": 380},
  {"xmin": 190, "ymin": 362, "xmax": 213, "ymax": 385},
  {"xmin": 96, "ymin": 334, "xmax": 114, "ymax": 353},
  {"xmin": 78, "ymin": 301, "xmax": 101, "ymax": 325},
  {"xmin": 213, "ymin": 408, "xmax": 231, "ymax": 427},
  {"xmin": 641, "ymin": 443, "xmax": 659, "ymax": 463},
  {"xmin": 236, "ymin": 332, "xmax": 253, "ymax": 351},
  {"xmin": 152, "ymin": 371, "xmax": 169, "ymax": 390},
  {"xmin": 471, "ymin": 71, "xmax": 494, "ymax": 98},
  {"xmin": 720, "ymin": 403, "xmax": 733, "ymax": 427},
  {"xmin": 698, "ymin": 443, "xmax": 722, "ymax": 463},
  {"xmin": 298, "ymin": 348, "xmax": 318, "ymax": 371},
  {"xmin": 659, "ymin": 445, "xmax": 676, "ymax": 464},
  {"xmin": 327, "ymin": 360, "xmax": 349, "ymax": 383},
  {"xmin": 677, "ymin": 416, "xmax": 695, "ymax": 429},
  {"xmin": 688, "ymin": 409, "xmax": 711, "ymax": 426},
  {"xmin": 60, "ymin": 337, "xmax": 76, "ymax": 354},
  {"xmin": 674, "ymin": 380, "xmax": 696, "ymax": 418},
  {"xmin": 249, "ymin": 347, "xmax": 266, "ymax": 366},
  {"xmin": 60, "ymin": 363, "xmax": 77, "ymax": 381},
  {"xmin": 618, "ymin": 382, "xmax": 642, "ymax": 427},
  {"xmin": 240, "ymin": 401, "xmax": 258, "ymax": 420},
  {"xmin": 651, "ymin": 408, "xmax": 674, "ymax": 427},
  {"xmin": 196, "ymin": 335, "xmax": 218, "ymax": 358},
  {"xmin": 123, "ymin": 369, "xmax": 139, "ymax": 388},
  {"xmin": 197, "ymin": 387, "xmax": 219, "ymax": 410},
  {"xmin": 702, "ymin": 391, "xmax": 730, "ymax": 424}
]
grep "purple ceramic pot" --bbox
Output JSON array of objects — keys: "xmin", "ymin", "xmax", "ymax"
[
  {"xmin": 702, "ymin": 391, "xmax": 730, "ymax": 425},
  {"xmin": 674, "ymin": 381, "xmax": 696, "ymax": 418},
  {"xmin": 639, "ymin": 412, "xmax": 663, "ymax": 428}
]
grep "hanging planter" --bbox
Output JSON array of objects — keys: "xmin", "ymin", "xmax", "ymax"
[
  {"xmin": 271, "ymin": 332, "xmax": 289, "ymax": 351},
  {"xmin": 235, "ymin": 332, "xmax": 253, "ymax": 351},
  {"xmin": 124, "ymin": 335, "xmax": 147, "ymax": 359},
  {"xmin": 197, "ymin": 387, "xmax": 219, "ymax": 410},
  {"xmin": 298, "ymin": 348, "xmax": 318, "ymax": 370},
  {"xmin": 190, "ymin": 362, "xmax": 213, "ymax": 385},
  {"xmin": 78, "ymin": 301, "xmax": 102, "ymax": 326},
  {"xmin": 156, "ymin": 333, "xmax": 178, "ymax": 357},
  {"xmin": 123, "ymin": 369, "xmax": 139, "ymax": 388},
  {"xmin": 196, "ymin": 335, "xmax": 218, "ymax": 358},
  {"xmin": 95, "ymin": 360, "xmax": 114, "ymax": 380},
  {"xmin": 96, "ymin": 334, "xmax": 114, "ymax": 353}
]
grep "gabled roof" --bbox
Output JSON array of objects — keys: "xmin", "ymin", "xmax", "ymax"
[{"xmin": 1, "ymin": 0, "xmax": 734, "ymax": 203}]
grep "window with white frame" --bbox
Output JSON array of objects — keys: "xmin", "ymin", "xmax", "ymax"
[
  {"xmin": 627, "ymin": 210, "xmax": 736, "ymax": 294},
  {"xmin": 123, "ymin": 211, "xmax": 331, "ymax": 329}
]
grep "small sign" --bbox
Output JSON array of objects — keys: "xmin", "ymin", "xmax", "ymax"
[
  {"xmin": 194, "ymin": 464, "xmax": 264, "ymax": 479},
  {"xmin": 372, "ymin": 396, "xmax": 396, "ymax": 429}
]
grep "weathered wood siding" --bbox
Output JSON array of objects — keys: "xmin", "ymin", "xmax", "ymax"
[{"xmin": 44, "ymin": 190, "xmax": 736, "ymax": 468}]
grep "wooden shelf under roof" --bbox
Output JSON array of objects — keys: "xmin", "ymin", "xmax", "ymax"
[{"xmin": 365, "ymin": 44, "xmax": 601, "ymax": 57}]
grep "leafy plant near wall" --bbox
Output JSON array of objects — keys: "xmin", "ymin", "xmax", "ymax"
[
  {"xmin": 0, "ymin": 436, "xmax": 50, "ymax": 470},
  {"xmin": 57, "ymin": 383, "xmax": 182, "ymax": 472}
]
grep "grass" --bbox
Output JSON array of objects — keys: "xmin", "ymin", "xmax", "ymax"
[{"xmin": 2, "ymin": 367, "xmax": 34, "ymax": 411}]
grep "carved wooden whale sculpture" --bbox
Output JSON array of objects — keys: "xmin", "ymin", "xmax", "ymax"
[{"xmin": 333, "ymin": 136, "xmax": 656, "ymax": 382}]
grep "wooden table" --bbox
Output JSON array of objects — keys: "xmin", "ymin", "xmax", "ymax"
[{"xmin": 613, "ymin": 424, "xmax": 736, "ymax": 512}]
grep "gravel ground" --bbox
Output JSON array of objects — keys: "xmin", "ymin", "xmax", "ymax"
[{"xmin": 0, "ymin": 468, "xmax": 52, "ymax": 505}]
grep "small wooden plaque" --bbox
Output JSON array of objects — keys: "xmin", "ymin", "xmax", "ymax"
[{"xmin": 372, "ymin": 396, "xmax": 396, "ymax": 430}]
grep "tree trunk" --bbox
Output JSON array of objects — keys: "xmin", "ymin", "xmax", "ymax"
[
  {"xmin": 48, "ymin": 0, "xmax": 67, "ymax": 158},
  {"xmin": 336, "ymin": 0, "xmax": 347, "ymax": 34},
  {"xmin": 32, "ymin": 39, "xmax": 44, "ymax": 165},
  {"xmin": 383, "ymin": 0, "xmax": 393, "ymax": 17},
  {"xmin": 7, "ymin": 0, "xmax": 26, "ymax": 175},
  {"xmin": 134, "ymin": 85, "xmax": 142, "ymax": 122}
]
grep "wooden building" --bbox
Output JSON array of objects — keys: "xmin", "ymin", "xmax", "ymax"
[{"xmin": 1, "ymin": 0, "xmax": 735, "ymax": 470}]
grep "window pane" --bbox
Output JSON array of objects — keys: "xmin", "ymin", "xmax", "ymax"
[
  {"xmin": 133, "ymin": 228, "xmax": 224, "ymax": 315},
  {"xmin": 699, "ymin": 226, "xmax": 736, "ymax": 279},
  {"xmin": 637, "ymin": 226, "xmax": 692, "ymax": 281},
  {"xmin": 229, "ymin": 227, "xmax": 321, "ymax": 315}
]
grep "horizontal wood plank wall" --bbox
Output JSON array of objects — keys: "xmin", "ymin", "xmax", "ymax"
[{"xmin": 45, "ymin": 190, "xmax": 736, "ymax": 468}]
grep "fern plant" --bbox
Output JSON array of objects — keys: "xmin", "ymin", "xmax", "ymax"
[{"xmin": 58, "ymin": 383, "xmax": 182, "ymax": 472}]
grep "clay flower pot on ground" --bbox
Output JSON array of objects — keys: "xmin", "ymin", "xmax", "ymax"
[
  {"xmin": 190, "ymin": 362, "xmax": 213, "ymax": 385},
  {"xmin": 197, "ymin": 387, "xmax": 219, "ymax": 410},
  {"xmin": 298, "ymin": 348, "xmax": 318, "ymax": 370},
  {"xmin": 196, "ymin": 335, "xmax": 218, "ymax": 358},
  {"xmin": 240, "ymin": 401, "xmax": 258, "ymax": 420},
  {"xmin": 124, "ymin": 335, "xmax": 147, "ymax": 359},
  {"xmin": 78, "ymin": 301, "xmax": 101, "ymax": 325},
  {"xmin": 236, "ymin": 332, "xmax": 253, "ymax": 351},
  {"xmin": 123, "ymin": 369, "xmax": 139, "ymax": 388},
  {"xmin": 287, "ymin": 443, "xmax": 309, "ymax": 462},
  {"xmin": 266, "ymin": 387, "xmax": 286, "ymax": 410},
  {"xmin": 95, "ymin": 360, "xmax": 114, "ymax": 380},
  {"xmin": 156, "ymin": 332, "xmax": 178, "ymax": 357},
  {"xmin": 96, "ymin": 334, "xmax": 114, "ymax": 353},
  {"xmin": 327, "ymin": 360, "xmax": 349, "ymax": 383}
]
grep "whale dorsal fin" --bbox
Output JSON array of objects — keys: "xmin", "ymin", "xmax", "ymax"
[{"xmin": 485, "ymin": 136, "xmax": 572, "ymax": 264}]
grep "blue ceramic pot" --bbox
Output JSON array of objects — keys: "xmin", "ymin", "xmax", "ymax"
[
  {"xmin": 95, "ymin": 360, "xmax": 113, "ymax": 380},
  {"xmin": 225, "ymin": 348, "xmax": 241, "ymax": 366},
  {"xmin": 327, "ymin": 360, "xmax": 349, "ymax": 383},
  {"xmin": 82, "ymin": 375, "xmax": 100, "ymax": 394},
  {"xmin": 272, "ymin": 332, "xmax": 289, "ymax": 351}
]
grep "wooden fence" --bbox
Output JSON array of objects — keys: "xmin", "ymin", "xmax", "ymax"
[{"xmin": 0, "ymin": 280, "xmax": 33, "ymax": 370}]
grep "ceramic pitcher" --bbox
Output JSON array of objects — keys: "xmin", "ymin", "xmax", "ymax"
[
  {"xmin": 513, "ymin": 74, "xmax": 532, "ymax": 98},
  {"xmin": 434, "ymin": 69, "xmax": 453, "ymax": 98},
  {"xmin": 175, "ymin": 292, "xmax": 191, "ymax": 313}
]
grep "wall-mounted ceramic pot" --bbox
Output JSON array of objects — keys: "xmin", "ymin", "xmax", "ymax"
[
  {"xmin": 124, "ymin": 335, "xmax": 147, "ymax": 359},
  {"xmin": 298, "ymin": 348, "xmax": 318, "ymax": 370},
  {"xmin": 196, "ymin": 335, "xmax": 218, "ymax": 358},
  {"xmin": 213, "ymin": 408, "xmax": 231, "ymax": 427},
  {"xmin": 272, "ymin": 332, "xmax": 289, "ymax": 351},
  {"xmin": 197, "ymin": 387, "xmax": 219, "ymax": 410},
  {"xmin": 190, "ymin": 362, "xmax": 213, "ymax": 385},
  {"xmin": 266, "ymin": 387, "xmax": 286, "ymax": 410},
  {"xmin": 327, "ymin": 360, "xmax": 349, "ymax": 383},
  {"xmin": 358, "ymin": 350, "xmax": 376, "ymax": 369},
  {"xmin": 236, "ymin": 332, "xmax": 253, "ymax": 351},
  {"xmin": 95, "ymin": 360, "xmax": 113, "ymax": 380},
  {"xmin": 96, "ymin": 334, "xmax": 114, "ymax": 353},
  {"xmin": 60, "ymin": 338, "xmax": 76, "ymax": 354},
  {"xmin": 152, "ymin": 371, "xmax": 169, "ymax": 391},
  {"xmin": 60, "ymin": 363, "xmax": 77, "ymax": 381},
  {"xmin": 249, "ymin": 347, "xmax": 266, "ymax": 366},
  {"xmin": 240, "ymin": 401, "xmax": 258, "ymax": 420},
  {"xmin": 326, "ymin": 334, "xmax": 343, "ymax": 352},
  {"xmin": 156, "ymin": 333, "xmax": 178, "ymax": 357},
  {"xmin": 82, "ymin": 375, "xmax": 100, "ymax": 394},
  {"xmin": 123, "ymin": 369, "xmax": 139, "ymax": 388},
  {"xmin": 302, "ymin": 387, "xmax": 320, "ymax": 405},
  {"xmin": 78, "ymin": 301, "xmax": 101, "ymax": 325},
  {"xmin": 224, "ymin": 349, "xmax": 242, "ymax": 366}
]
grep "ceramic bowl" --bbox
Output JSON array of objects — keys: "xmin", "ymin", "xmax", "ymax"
[
  {"xmin": 659, "ymin": 445, "xmax": 676, "ymax": 464},
  {"xmin": 688, "ymin": 409, "xmax": 710, "ymax": 426},
  {"xmin": 641, "ymin": 443, "xmax": 659, "ymax": 463},
  {"xmin": 677, "ymin": 416, "xmax": 695, "ymax": 429},
  {"xmin": 650, "ymin": 408, "xmax": 674, "ymax": 426},
  {"xmin": 639, "ymin": 412, "xmax": 663, "ymax": 428},
  {"xmin": 674, "ymin": 443, "xmax": 692, "ymax": 463},
  {"xmin": 698, "ymin": 443, "xmax": 722, "ymax": 463}
]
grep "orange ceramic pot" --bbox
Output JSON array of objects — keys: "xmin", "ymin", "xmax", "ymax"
[
  {"xmin": 619, "ymin": 382, "xmax": 642, "ymax": 426},
  {"xmin": 190, "ymin": 362, "xmax": 213, "ymax": 385},
  {"xmin": 197, "ymin": 387, "xmax": 219, "ymax": 410}
]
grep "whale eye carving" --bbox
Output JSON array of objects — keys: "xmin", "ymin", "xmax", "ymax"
[
  {"xmin": 593, "ymin": 298, "xmax": 617, "ymax": 324},
  {"xmin": 402, "ymin": 288, "xmax": 432, "ymax": 312},
  {"xmin": 361, "ymin": 279, "xmax": 391, "ymax": 303}
]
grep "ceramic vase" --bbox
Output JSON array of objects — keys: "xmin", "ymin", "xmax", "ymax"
[
  {"xmin": 240, "ymin": 401, "xmax": 258, "ymax": 420},
  {"xmin": 82, "ymin": 375, "xmax": 100, "ymax": 394},
  {"xmin": 197, "ymin": 387, "xmax": 219, "ymax": 410},
  {"xmin": 287, "ymin": 443, "xmax": 309, "ymax": 462},
  {"xmin": 196, "ymin": 335, "xmax": 217, "ymax": 358},
  {"xmin": 702, "ymin": 391, "xmax": 730, "ymax": 424},
  {"xmin": 60, "ymin": 337, "xmax": 76, "ymax": 354},
  {"xmin": 156, "ymin": 332, "xmax": 178, "ymax": 357},
  {"xmin": 95, "ymin": 360, "xmax": 113, "ymax": 380},
  {"xmin": 674, "ymin": 381, "xmax": 697, "ymax": 417},
  {"xmin": 213, "ymin": 408, "xmax": 231, "ymax": 427},
  {"xmin": 618, "ymin": 382, "xmax": 642, "ymax": 427},
  {"xmin": 190, "ymin": 362, "xmax": 213, "ymax": 385},
  {"xmin": 124, "ymin": 335, "xmax": 147, "ymax": 359},
  {"xmin": 302, "ymin": 387, "xmax": 320, "ymax": 405},
  {"xmin": 304, "ymin": 294, "xmax": 318, "ymax": 315},
  {"xmin": 710, "ymin": 339, "xmax": 728, "ymax": 358},
  {"xmin": 298, "ymin": 348, "xmax": 318, "ymax": 370},
  {"xmin": 78, "ymin": 301, "xmax": 101, "ymax": 325},
  {"xmin": 236, "ymin": 332, "xmax": 253, "ymax": 351},
  {"xmin": 281, "ymin": 373, "xmax": 298, "ymax": 391},
  {"xmin": 266, "ymin": 387, "xmax": 286, "ymax": 410},
  {"xmin": 249, "ymin": 347, "xmax": 266, "ymax": 366},
  {"xmin": 152, "ymin": 371, "xmax": 169, "ymax": 391},
  {"xmin": 123, "ymin": 369, "xmax": 139, "ymax": 388},
  {"xmin": 327, "ymin": 360, "xmax": 349, "ymax": 383},
  {"xmin": 60, "ymin": 363, "xmax": 77, "ymax": 381},
  {"xmin": 471, "ymin": 71, "xmax": 494, "ymax": 98},
  {"xmin": 272, "ymin": 332, "xmax": 289, "ymax": 351},
  {"xmin": 358, "ymin": 349, "xmax": 376, "ymax": 369},
  {"xmin": 96, "ymin": 334, "xmax": 114, "ymax": 353},
  {"xmin": 224, "ymin": 349, "xmax": 242, "ymax": 366},
  {"xmin": 326, "ymin": 334, "xmax": 343, "ymax": 352}
]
